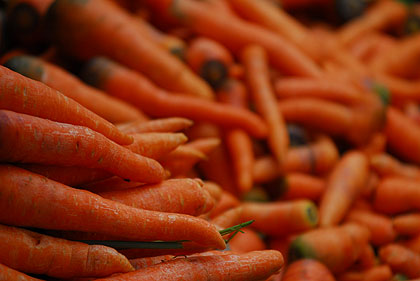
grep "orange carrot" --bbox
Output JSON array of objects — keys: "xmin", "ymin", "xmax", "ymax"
[
  {"xmin": 183, "ymin": 137, "xmax": 221, "ymax": 155},
  {"xmin": 228, "ymin": 228, "xmax": 266, "ymax": 254},
  {"xmin": 95, "ymin": 250, "xmax": 284, "ymax": 281},
  {"xmin": 275, "ymin": 173, "xmax": 326, "ymax": 201},
  {"xmin": 375, "ymin": 74, "xmax": 420, "ymax": 105},
  {"xmin": 289, "ymin": 223, "xmax": 370, "ymax": 273},
  {"xmin": 282, "ymin": 259, "xmax": 336, "ymax": 281},
  {"xmin": 374, "ymin": 177, "xmax": 420, "ymax": 214},
  {"xmin": 208, "ymin": 191, "xmax": 240, "ymax": 219},
  {"xmin": 0, "ymin": 65, "xmax": 132, "ymax": 145},
  {"xmin": 82, "ymin": 176, "xmax": 143, "ymax": 193},
  {"xmin": 0, "ymin": 263, "xmax": 42, "ymax": 281},
  {"xmin": 356, "ymin": 244, "xmax": 378, "ymax": 270},
  {"xmin": 47, "ymin": 0, "xmax": 213, "ymax": 100},
  {"xmin": 403, "ymin": 235, "xmax": 420, "ymax": 254},
  {"xmin": 129, "ymin": 255, "xmax": 174, "ymax": 271},
  {"xmin": 346, "ymin": 209, "xmax": 396, "ymax": 246},
  {"xmin": 159, "ymin": 145, "xmax": 206, "ymax": 177},
  {"xmin": 319, "ymin": 151, "xmax": 370, "ymax": 226},
  {"xmin": 242, "ymin": 45, "xmax": 289, "ymax": 166},
  {"xmin": 0, "ymin": 224, "xmax": 133, "ymax": 278},
  {"xmin": 338, "ymin": 265, "xmax": 392, "ymax": 281},
  {"xmin": 117, "ymin": 117, "xmax": 193, "ymax": 135},
  {"xmin": 394, "ymin": 213, "xmax": 420, "ymax": 237},
  {"xmin": 81, "ymin": 57, "xmax": 268, "ymax": 138},
  {"xmin": 371, "ymin": 153, "xmax": 420, "ymax": 180},
  {"xmin": 98, "ymin": 179, "xmax": 215, "ymax": 216},
  {"xmin": 360, "ymin": 133, "xmax": 386, "ymax": 157},
  {"xmin": 0, "ymin": 110, "xmax": 165, "ymax": 183},
  {"xmin": 202, "ymin": 181, "xmax": 223, "ymax": 203},
  {"xmin": 379, "ymin": 244, "xmax": 420, "ymax": 278},
  {"xmin": 0, "ymin": 165, "xmax": 225, "ymax": 249}
]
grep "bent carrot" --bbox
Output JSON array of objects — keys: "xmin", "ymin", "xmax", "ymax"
[
  {"xmin": 0, "ymin": 263, "xmax": 42, "ymax": 281},
  {"xmin": 0, "ymin": 65, "xmax": 132, "ymax": 145},
  {"xmin": 282, "ymin": 259, "xmax": 336, "ymax": 281},
  {"xmin": 379, "ymin": 244, "xmax": 420, "ymax": 278},
  {"xmin": 394, "ymin": 214, "xmax": 420, "ymax": 237},
  {"xmin": 370, "ymin": 153, "xmax": 420, "ymax": 180},
  {"xmin": 242, "ymin": 45, "xmax": 289, "ymax": 166},
  {"xmin": 0, "ymin": 224, "xmax": 133, "ymax": 278},
  {"xmin": 47, "ymin": 0, "xmax": 213, "ymax": 99},
  {"xmin": 0, "ymin": 165, "xmax": 226, "ymax": 249},
  {"xmin": 117, "ymin": 117, "xmax": 193, "ymax": 134},
  {"xmin": 319, "ymin": 151, "xmax": 370, "ymax": 226},
  {"xmin": 0, "ymin": 110, "xmax": 165, "ymax": 183},
  {"xmin": 81, "ymin": 57, "xmax": 268, "ymax": 138}
]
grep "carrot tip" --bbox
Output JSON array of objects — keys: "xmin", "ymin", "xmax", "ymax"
[
  {"xmin": 289, "ymin": 236, "xmax": 317, "ymax": 262},
  {"xmin": 304, "ymin": 201, "xmax": 319, "ymax": 227}
]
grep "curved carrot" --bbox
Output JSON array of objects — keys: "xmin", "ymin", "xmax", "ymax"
[
  {"xmin": 208, "ymin": 191, "xmax": 240, "ymax": 219},
  {"xmin": 0, "ymin": 110, "xmax": 165, "ymax": 183},
  {"xmin": 229, "ymin": 228, "xmax": 266, "ymax": 254},
  {"xmin": 379, "ymin": 244, "xmax": 420, "ymax": 278},
  {"xmin": 0, "ymin": 224, "xmax": 134, "ymax": 278},
  {"xmin": 282, "ymin": 259, "xmax": 336, "ymax": 281},
  {"xmin": 0, "ymin": 65, "xmax": 132, "ymax": 145},
  {"xmin": 46, "ymin": 0, "xmax": 213, "ymax": 100},
  {"xmin": 0, "ymin": 263, "xmax": 42, "ymax": 281},
  {"xmin": 0, "ymin": 165, "xmax": 226, "ymax": 249},
  {"xmin": 338, "ymin": 265, "xmax": 392, "ymax": 281},
  {"xmin": 81, "ymin": 57, "xmax": 268, "ymax": 138},
  {"xmin": 393, "ymin": 214, "xmax": 420, "ymax": 237},
  {"xmin": 370, "ymin": 153, "xmax": 420, "ymax": 180},
  {"xmin": 319, "ymin": 151, "xmax": 370, "ymax": 226},
  {"xmin": 242, "ymin": 45, "xmax": 289, "ymax": 166},
  {"xmin": 117, "ymin": 117, "xmax": 193, "ymax": 134},
  {"xmin": 4, "ymin": 55, "xmax": 147, "ymax": 123},
  {"xmin": 95, "ymin": 250, "xmax": 284, "ymax": 281}
]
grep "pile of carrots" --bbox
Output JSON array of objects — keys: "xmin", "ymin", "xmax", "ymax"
[{"xmin": 2, "ymin": 0, "xmax": 420, "ymax": 280}]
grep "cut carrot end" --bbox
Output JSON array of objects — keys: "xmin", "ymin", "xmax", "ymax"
[{"xmin": 289, "ymin": 236, "xmax": 317, "ymax": 262}]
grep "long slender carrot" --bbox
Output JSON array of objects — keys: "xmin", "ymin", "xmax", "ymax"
[
  {"xmin": 95, "ymin": 250, "xmax": 284, "ymax": 281},
  {"xmin": 370, "ymin": 153, "xmax": 420, "ymax": 180},
  {"xmin": 0, "ymin": 110, "xmax": 165, "ymax": 183},
  {"xmin": 98, "ymin": 179, "xmax": 215, "ymax": 216},
  {"xmin": 46, "ymin": 0, "xmax": 213, "ymax": 100},
  {"xmin": 0, "ymin": 65, "xmax": 132, "ymax": 145},
  {"xmin": 0, "ymin": 224, "xmax": 134, "ymax": 278},
  {"xmin": 242, "ymin": 45, "xmax": 289, "ymax": 166},
  {"xmin": 4, "ymin": 55, "xmax": 147, "ymax": 123},
  {"xmin": 282, "ymin": 259, "xmax": 336, "ymax": 281},
  {"xmin": 117, "ymin": 117, "xmax": 193, "ymax": 134},
  {"xmin": 183, "ymin": 137, "xmax": 221, "ymax": 155},
  {"xmin": 0, "ymin": 165, "xmax": 226, "ymax": 249},
  {"xmin": 394, "ymin": 214, "xmax": 420, "ymax": 237},
  {"xmin": 159, "ymin": 145, "xmax": 206, "ymax": 177},
  {"xmin": 379, "ymin": 244, "xmax": 420, "ymax": 278},
  {"xmin": 146, "ymin": 0, "xmax": 322, "ymax": 77},
  {"xmin": 81, "ymin": 57, "xmax": 268, "ymax": 138},
  {"xmin": 338, "ymin": 265, "xmax": 392, "ymax": 281},
  {"xmin": 0, "ymin": 263, "xmax": 42, "ymax": 281},
  {"xmin": 289, "ymin": 223, "xmax": 370, "ymax": 273}
]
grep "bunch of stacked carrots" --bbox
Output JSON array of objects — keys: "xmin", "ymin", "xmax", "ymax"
[{"xmin": 3, "ymin": 0, "xmax": 420, "ymax": 280}]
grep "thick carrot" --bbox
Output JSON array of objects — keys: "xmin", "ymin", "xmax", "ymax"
[
  {"xmin": 290, "ymin": 223, "xmax": 370, "ymax": 273},
  {"xmin": 242, "ymin": 45, "xmax": 289, "ymax": 166},
  {"xmin": 374, "ymin": 177, "xmax": 420, "ymax": 214},
  {"xmin": 282, "ymin": 259, "xmax": 336, "ymax": 281},
  {"xmin": 229, "ymin": 228, "xmax": 266, "ymax": 254},
  {"xmin": 117, "ymin": 117, "xmax": 193, "ymax": 134},
  {"xmin": 319, "ymin": 151, "xmax": 369, "ymax": 226},
  {"xmin": 47, "ymin": 0, "xmax": 213, "ymax": 100},
  {"xmin": 0, "ymin": 263, "xmax": 42, "ymax": 281},
  {"xmin": 0, "ymin": 110, "xmax": 165, "ymax": 183},
  {"xmin": 338, "ymin": 265, "xmax": 392, "ymax": 281},
  {"xmin": 98, "ymin": 178, "xmax": 215, "ymax": 216},
  {"xmin": 379, "ymin": 244, "xmax": 420, "ymax": 278},
  {"xmin": 0, "ymin": 165, "xmax": 226, "ymax": 249},
  {"xmin": 81, "ymin": 57, "xmax": 268, "ymax": 138},
  {"xmin": 394, "ymin": 214, "xmax": 420, "ymax": 237},
  {"xmin": 276, "ymin": 173, "xmax": 326, "ymax": 201},
  {"xmin": 3, "ymin": 55, "xmax": 147, "ymax": 124},
  {"xmin": 208, "ymin": 191, "xmax": 240, "ymax": 219},
  {"xmin": 346, "ymin": 209, "xmax": 396, "ymax": 246},
  {"xmin": 129, "ymin": 255, "xmax": 174, "ymax": 271},
  {"xmin": 0, "ymin": 65, "xmax": 132, "ymax": 145},
  {"xmin": 95, "ymin": 250, "xmax": 284, "ymax": 281},
  {"xmin": 0, "ymin": 224, "xmax": 133, "ymax": 278},
  {"xmin": 370, "ymin": 153, "xmax": 420, "ymax": 180},
  {"xmin": 202, "ymin": 181, "xmax": 223, "ymax": 203},
  {"xmin": 147, "ymin": 0, "xmax": 322, "ymax": 77}
]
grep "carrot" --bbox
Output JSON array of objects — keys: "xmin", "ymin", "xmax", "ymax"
[
  {"xmin": 228, "ymin": 228, "xmax": 266, "ymax": 254},
  {"xmin": 394, "ymin": 214, "xmax": 420, "ymax": 237},
  {"xmin": 0, "ymin": 224, "xmax": 134, "ymax": 278},
  {"xmin": 274, "ymin": 173, "xmax": 326, "ymax": 201},
  {"xmin": 370, "ymin": 153, "xmax": 420, "ymax": 180},
  {"xmin": 282, "ymin": 259, "xmax": 336, "ymax": 281},
  {"xmin": 95, "ymin": 250, "xmax": 284, "ymax": 281},
  {"xmin": 81, "ymin": 57, "xmax": 268, "ymax": 138},
  {"xmin": 4, "ymin": 55, "xmax": 147, "ymax": 123},
  {"xmin": 98, "ymin": 179, "xmax": 215, "ymax": 216},
  {"xmin": 346, "ymin": 209, "xmax": 396, "ymax": 246},
  {"xmin": 0, "ymin": 263, "xmax": 42, "ymax": 281},
  {"xmin": 0, "ymin": 65, "xmax": 132, "ymax": 145},
  {"xmin": 350, "ymin": 33, "xmax": 397, "ymax": 63},
  {"xmin": 0, "ymin": 110, "xmax": 165, "ymax": 183},
  {"xmin": 360, "ymin": 133, "xmax": 387, "ymax": 157},
  {"xmin": 202, "ymin": 181, "xmax": 223, "ymax": 203},
  {"xmin": 147, "ymin": 0, "xmax": 322, "ymax": 77},
  {"xmin": 183, "ymin": 137, "xmax": 221, "ymax": 155},
  {"xmin": 159, "ymin": 145, "xmax": 206, "ymax": 177},
  {"xmin": 375, "ymin": 74, "xmax": 420, "ymax": 105},
  {"xmin": 242, "ymin": 45, "xmax": 289, "ymax": 166},
  {"xmin": 82, "ymin": 176, "xmax": 143, "ymax": 193},
  {"xmin": 186, "ymin": 37, "xmax": 233, "ymax": 89},
  {"xmin": 117, "ymin": 117, "xmax": 193, "ymax": 135},
  {"xmin": 218, "ymin": 79, "xmax": 254, "ymax": 194},
  {"xmin": 356, "ymin": 244, "xmax": 378, "ymax": 270},
  {"xmin": 338, "ymin": 265, "xmax": 392, "ymax": 281},
  {"xmin": 379, "ymin": 244, "xmax": 420, "ymax": 278},
  {"xmin": 47, "ymin": 0, "xmax": 213, "ymax": 100},
  {"xmin": 208, "ymin": 191, "xmax": 240, "ymax": 219},
  {"xmin": 0, "ymin": 165, "xmax": 226, "ymax": 249},
  {"xmin": 319, "ymin": 151, "xmax": 370, "ymax": 226},
  {"xmin": 129, "ymin": 255, "xmax": 174, "ymax": 271},
  {"xmin": 403, "ymin": 235, "xmax": 420, "ymax": 254},
  {"xmin": 269, "ymin": 235, "xmax": 296, "ymax": 265},
  {"xmin": 290, "ymin": 223, "xmax": 370, "ymax": 273}
]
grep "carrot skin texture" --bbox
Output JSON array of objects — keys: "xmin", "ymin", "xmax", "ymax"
[
  {"xmin": 0, "ymin": 263, "xmax": 43, "ymax": 281},
  {"xmin": 0, "ymin": 65, "xmax": 132, "ymax": 145},
  {"xmin": 0, "ymin": 224, "xmax": 134, "ymax": 278},
  {"xmin": 282, "ymin": 259, "xmax": 336, "ymax": 281},
  {"xmin": 95, "ymin": 250, "xmax": 284, "ymax": 281},
  {"xmin": 0, "ymin": 110, "xmax": 165, "ymax": 183},
  {"xmin": 117, "ymin": 118, "xmax": 193, "ymax": 135},
  {"xmin": 0, "ymin": 165, "xmax": 226, "ymax": 249},
  {"xmin": 379, "ymin": 244, "xmax": 420, "ymax": 278}
]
